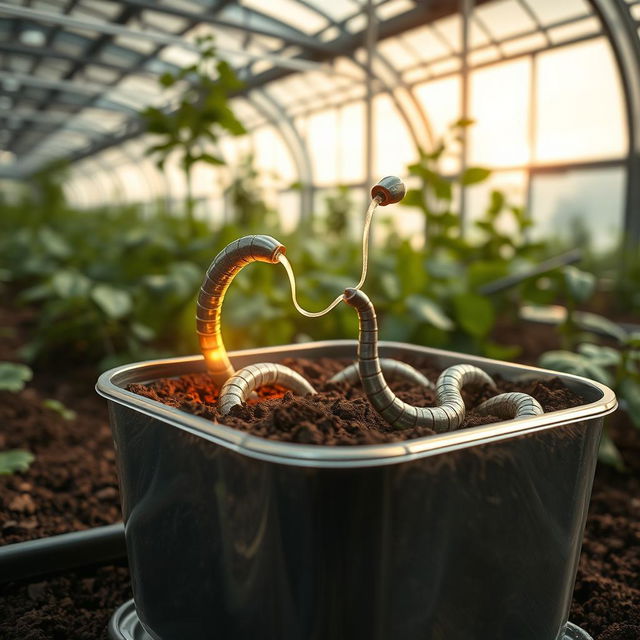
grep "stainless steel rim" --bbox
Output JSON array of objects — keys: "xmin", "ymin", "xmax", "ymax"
[{"xmin": 96, "ymin": 340, "xmax": 617, "ymax": 468}]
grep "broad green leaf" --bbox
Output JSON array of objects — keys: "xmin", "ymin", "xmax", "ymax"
[
  {"xmin": 461, "ymin": 167, "xmax": 491, "ymax": 186},
  {"xmin": 38, "ymin": 227, "xmax": 71, "ymax": 259},
  {"xmin": 0, "ymin": 362, "xmax": 33, "ymax": 392},
  {"xmin": 577, "ymin": 343, "xmax": 621, "ymax": 367},
  {"xmin": 574, "ymin": 312, "xmax": 628, "ymax": 343},
  {"xmin": 43, "ymin": 398, "xmax": 76, "ymax": 421},
  {"xmin": 563, "ymin": 266, "xmax": 595, "ymax": 303},
  {"xmin": 52, "ymin": 270, "xmax": 92, "ymax": 298},
  {"xmin": 159, "ymin": 72, "xmax": 176, "ymax": 87},
  {"xmin": 91, "ymin": 284, "xmax": 133, "ymax": 319},
  {"xmin": 406, "ymin": 294, "xmax": 454, "ymax": 331},
  {"xmin": 453, "ymin": 293, "xmax": 495, "ymax": 338},
  {"xmin": 197, "ymin": 152, "xmax": 225, "ymax": 166},
  {"xmin": 400, "ymin": 188, "xmax": 424, "ymax": 208},
  {"xmin": 539, "ymin": 350, "xmax": 613, "ymax": 386},
  {"xmin": 483, "ymin": 341, "xmax": 521, "ymax": 361},
  {"xmin": 131, "ymin": 323, "xmax": 155, "ymax": 342},
  {"xmin": 379, "ymin": 272, "xmax": 401, "ymax": 300},
  {"xmin": 0, "ymin": 450, "xmax": 35, "ymax": 475},
  {"xmin": 598, "ymin": 430, "xmax": 625, "ymax": 471}
]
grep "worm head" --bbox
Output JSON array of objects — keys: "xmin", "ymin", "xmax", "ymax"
[
  {"xmin": 343, "ymin": 287, "xmax": 358, "ymax": 305},
  {"xmin": 371, "ymin": 176, "xmax": 406, "ymax": 205}
]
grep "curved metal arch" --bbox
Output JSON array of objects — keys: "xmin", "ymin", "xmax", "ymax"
[{"xmin": 588, "ymin": 0, "xmax": 640, "ymax": 245}]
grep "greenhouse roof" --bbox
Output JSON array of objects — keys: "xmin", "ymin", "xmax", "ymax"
[{"xmin": 0, "ymin": 0, "xmax": 639, "ymax": 179}]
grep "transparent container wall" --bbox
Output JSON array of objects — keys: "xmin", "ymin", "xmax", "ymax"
[{"xmin": 102, "ymin": 344, "xmax": 608, "ymax": 640}]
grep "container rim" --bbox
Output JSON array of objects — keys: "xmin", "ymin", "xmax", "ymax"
[{"xmin": 96, "ymin": 340, "xmax": 617, "ymax": 468}]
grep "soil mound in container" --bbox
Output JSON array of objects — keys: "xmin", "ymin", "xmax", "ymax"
[{"xmin": 128, "ymin": 356, "xmax": 584, "ymax": 445}]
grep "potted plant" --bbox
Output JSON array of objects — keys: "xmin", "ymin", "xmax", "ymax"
[{"xmin": 98, "ymin": 179, "xmax": 616, "ymax": 640}]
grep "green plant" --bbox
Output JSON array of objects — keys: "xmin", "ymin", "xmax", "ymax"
[
  {"xmin": 224, "ymin": 154, "xmax": 277, "ymax": 229},
  {"xmin": 140, "ymin": 35, "xmax": 246, "ymax": 230},
  {"xmin": 43, "ymin": 398, "xmax": 77, "ymax": 421},
  {"xmin": 0, "ymin": 362, "xmax": 36, "ymax": 475},
  {"xmin": 397, "ymin": 120, "xmax": 547, "ymax": 357},
  {"xmin": 323, "ymin": 185, "xmax": 352, "ymax": 237},
  {"xmin": 539, "ymin": 310, "xmax": 640, "ymax": 469},
  {"xmin": 0, "ymin": 362, "xmax": 33, "ymax": 392},
  {"xmin": 0, "ymin": 450, "xmax": 35, "ymax": 475}
]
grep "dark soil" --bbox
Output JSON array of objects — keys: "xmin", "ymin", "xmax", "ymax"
[
  {"xmin": 128, "ymin": 356, "xmax": 584, "ymax": 445},
  {"xmin": 0, "ymin": 302, "xmax": 638, "ymax": 639}
]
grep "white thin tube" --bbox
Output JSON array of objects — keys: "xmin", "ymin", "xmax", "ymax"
[{"xmin": 279, "ymin": 197, "xmax": 379, "ymax": 318}]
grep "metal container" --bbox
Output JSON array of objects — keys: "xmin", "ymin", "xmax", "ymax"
[{"xmin": 97, "ymin": 340, "xmax": 616, "ymax": 640}]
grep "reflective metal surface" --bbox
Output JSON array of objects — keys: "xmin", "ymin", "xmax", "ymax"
[{"xmin": 97, "ymin": 340, "xmax": 616, "ymax": 640}]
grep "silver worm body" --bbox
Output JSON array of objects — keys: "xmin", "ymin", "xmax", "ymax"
[
  {"xmin": 342, "ymin": 288, "xmax": 496, "ymax": 432},
  {"xmin": 329, "ymin": 358, "xmax": 434, "ymax": 389},
  {"xmin": 197, "ymin": 235, "xmax": 285, "ymax": 387},
  {"xmin": 476, "ymin": 392, "xmax": 543, "ymax": 419},
  {"xmin": 218, "ymin": 363, "xmax": 317, "ymax": 416}
]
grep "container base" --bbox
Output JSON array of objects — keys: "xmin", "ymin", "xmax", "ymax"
[{"xmin": 108, "ymin": 599, "xmax": 594, "ymax": 640}]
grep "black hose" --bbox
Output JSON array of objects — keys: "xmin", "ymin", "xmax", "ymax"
[{"xmin": 0, "ymin": 522, "xmax": 126, "ymax": 583}]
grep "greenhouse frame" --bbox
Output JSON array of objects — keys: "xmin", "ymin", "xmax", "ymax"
[{"xmin": 1, "ymin": 0, "xmax": 639, "ymax": 247}]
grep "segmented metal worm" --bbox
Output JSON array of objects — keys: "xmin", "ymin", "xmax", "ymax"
[
  {"xmin": 329, "ymin": 358, "xmax": 435, "ymax": 389},
  {"xmin": 476, "ymin": 392, "xmax": 543, "ymax": 419},
  {"xmin": 197, "ymin": 235, "xmax": 286, "ymax": 387},
  {"xmin": 342, "ymin": 287, "xmax": 496, "ymax": 432},
  {"xmin": 218, "ymin": 363, "xmax": 317, "ymax": 416}
]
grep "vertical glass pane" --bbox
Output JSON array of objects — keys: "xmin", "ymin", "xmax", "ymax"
[
  {"xmin": 414, "ymin": 76, "xmax": 462, "ymax": 173},
  {"xmin": 307, "ymin": 109, "xmax": 339, "ymax": 187},
  {"xmin": 373, "ymin": 93, "xmax": 415, "ymax": 179},
  {"xmin": 535, "ymin": 38, "xmax": 626, "ymax": 162},
  {"xmin": 530, "ymin": 166, "xmax": 625, "ymax": 252},
  {"xmin": 252, "ymin": 126, "xmax": 296, "ymax": 186},
  {"xmin": 338, "ymin": 101, "xmax": 365, "ymax": 184},
  {"xmin": 469, "ymin": 58, "xmax": 531, "ymax": 167}
]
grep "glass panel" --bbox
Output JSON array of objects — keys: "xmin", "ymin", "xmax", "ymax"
[
  {"xmin": 252, "ymin": 125, "xmax": 296, "ymax": 186},
  {"xmin": 547, "ymin": 17, "xmax": 600, "ymax": 45},
  {"xmin": 400, "ymin": 26, "xmax": 451, "ymax": 62},
  {"xmin": 525, "ymin": 0, "xmax": 591, "ymax": 26},
  {"xmin": 373, "ymin": 93, "xmax": 415, "ymax": 178},
  {"xmin": 337, "ymin": 100, "xmax": 365, "ymax": 184},
  {"xmin": 500, "ymin": 32, "xmax": 547, "ymax": 56},
  {"xmin": 433, "ymin": 15, "xmax": 462, "ymax": 53},
  {"xmin": 535, "ymin": 38, "xmax": 626, "ymax": 163},
  {"xmin": 240, "ymin": 0, "xmax": 328, "ymax": 35},
  {"xmin": 530, "ymin": 166, "xmax": 625, "ymax": 253},
  {"xmin": 376, "ymin": 0, "xmax": 416, "ymax": 21},
  {"xmin": 306, "ymin": 108, "xmax": 339, "ymax": 186},
  {"xmin": 469, "ymin": 58, "xmax": 530, "ymax": 167},
  {"xmin": 414, "ymin": 75, "xmax": 462, "ymax": 140},
  {"xmin": 475, "ymin": 0, "xmax": 536, "ymax": 40}
]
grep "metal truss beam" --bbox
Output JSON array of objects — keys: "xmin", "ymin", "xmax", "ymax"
[{"xmin": 589, "ymin": 0, "xmax": 640, "ymax": 246}]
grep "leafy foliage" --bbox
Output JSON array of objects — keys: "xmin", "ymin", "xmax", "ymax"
[
  {"xmin": 0, "ymin": 450, "xmax": 35, "ymax": 475},
  {"xmin": 399, "ymin": 120, "xmax": 547, "ymax": 354},
  {"xmin": 0, "ymin": 362, "xmax": 33, "ymax": 392},
  {"xmin": 537, "ymin": 275, "xmax": 640, "ymax": 468},
  {"xmin": 140, "ymin": 35, "xmax": 246, "ymax": 227}
]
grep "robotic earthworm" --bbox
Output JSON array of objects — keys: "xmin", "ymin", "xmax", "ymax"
[
  {"xmin": 196, "ymin": 235, "xmax": 286, "ymax": 387},
  {"xmin": 204, "ymin": 176, "xmax": 543, "ymax": 431},
  {"xmin": 341, "ymin": 287, "xmax": 543, "ymax": 431}
]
